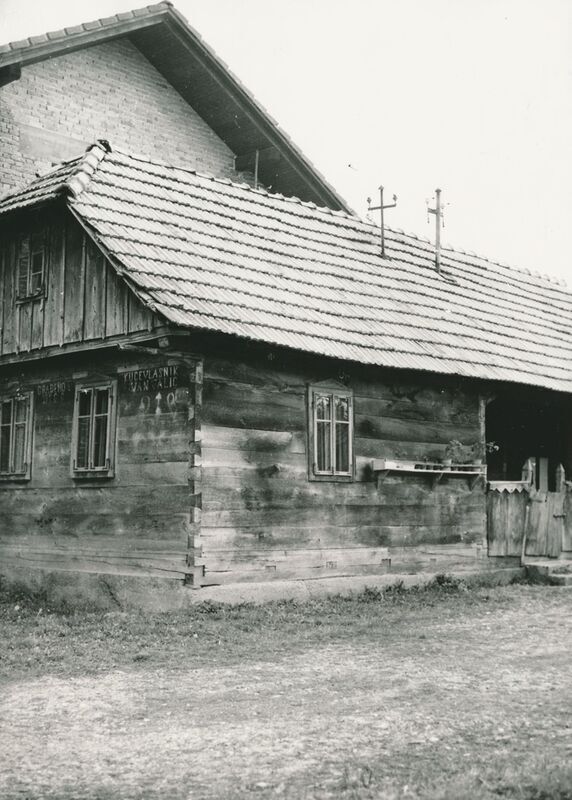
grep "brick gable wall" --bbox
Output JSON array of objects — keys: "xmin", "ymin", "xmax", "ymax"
[{"xmin": 0, "ymin": 37, "xmax": 236, "ymax": 195}]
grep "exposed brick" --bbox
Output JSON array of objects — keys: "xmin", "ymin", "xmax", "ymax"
[{"xmin": 0, "ymin": 37, "xmax": 236, "ymax": 195}]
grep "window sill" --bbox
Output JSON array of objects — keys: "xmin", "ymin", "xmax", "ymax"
[
  {"xmin": 0, "ymin": 474, "xmax": 31, "ymax": 482},
  {"xmin": 72, "ymin": 470, "xmax": 115, "ymax": 480},
  {"xmin": 309, "ymin": 472, "xmax": 354, "ymax": 483}
]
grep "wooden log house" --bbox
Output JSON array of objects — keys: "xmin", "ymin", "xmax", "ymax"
[{"xmin": 1, "ymin": 6, "xmax": 571, "ymax": 598}]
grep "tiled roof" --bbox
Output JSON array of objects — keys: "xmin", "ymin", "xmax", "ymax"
[
  {"xmin": 0, "ymin": 4, "xmax": 349, "ymax": 212},
  {"xmin": 1, "ymin": 143, "xmax": 571, "ymax": 393},
  {"xmin": 0, "ymin": 4, "xmax": 172, "ymax": 60}
]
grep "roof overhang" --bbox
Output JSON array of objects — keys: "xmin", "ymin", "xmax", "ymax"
[{"xmin": 0, "ymin": 3, "xmax": 351, "ymax": 212}]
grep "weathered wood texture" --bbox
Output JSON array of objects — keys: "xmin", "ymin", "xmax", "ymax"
[
  {"xmin": 0, "ymin": 210, "xmax": 161, "ymax": 358},
  {"xmin": 488, "ymin": 485, "xmax": 570, "ymax": 558},
  {"xmin": 199, "ymin": 355, "xmax": 486, "ymax": 585},
  {"xmin": 525, "ymin": 491, "xmax": 565, "ymax": 558},
  {"xmin": 0, "ymin": 353, "xmax": 200, "ymax": 579},
  {"xmin": 487, "ymin": 489, "xmax": 528, "ymax": 557}
]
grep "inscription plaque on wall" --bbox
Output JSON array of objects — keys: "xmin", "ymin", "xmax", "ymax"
[
  {"xmin": 120, "ymin": 366, "xmax": 188, "ymax": 393},
  {"xmin": 36, "ymin": 381, "xmax": 74, "ymax": 403}
]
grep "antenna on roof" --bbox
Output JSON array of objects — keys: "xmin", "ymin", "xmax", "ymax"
[
  {"xmin": 427, "ymin": 188, "xmax": 444, "ymax": 273},
  {"xmin": 367, "ymin": 186, "xmax": 397, "ymax": 259}
]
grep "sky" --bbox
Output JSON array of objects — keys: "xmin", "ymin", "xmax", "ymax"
[{"xmin": 1, "ymin": 0, "xmax": 571, "ymax": 282}]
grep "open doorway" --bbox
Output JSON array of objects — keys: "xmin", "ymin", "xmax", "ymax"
[{"xmin": 486, "ymin": 390, "xmax": 571, "ymax": 492}]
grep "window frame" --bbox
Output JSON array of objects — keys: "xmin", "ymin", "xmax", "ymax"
[
  {"xmin": 0, "ymin": 391, "xmax": 34, "ymax": 481},
  {"xmin": 15, "ymin": 227, "xmax": 48, "ymax": 303},
  {"xmin": 307, "ymin": 383, "xmax": 354, "ymax": 482},
  {"xmin": 71, "ymin": 380, "xmax": 117, "ymax": 479}
]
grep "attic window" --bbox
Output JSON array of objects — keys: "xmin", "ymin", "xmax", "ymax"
[
  {"xmin": 16, "ymin": 228, "xmax": 47, "ymax": 301},
  {"xmin": 308, "ymin": 384, "xmax": 354, "ymax": 481}
]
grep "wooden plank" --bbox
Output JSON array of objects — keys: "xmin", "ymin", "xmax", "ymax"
[
  {"xmin": 202, "ymin": 447, "xmax": 307, "ymax": 471},
  {"xmin": 355, "ymin": 392, "xmax": 478, "ymax": 426},
  {"xmin": 204, "ymin": 357, "xmax": 307, "ymax": 392},
  {"xmin": 486, "ymin": 489, "xmax": 527, "ymax": 557},
  {"xmin": 0, "ymin": 240, "xmax": 4, "ymax": 356},
  {"xmin": 202, "ymin": 561, "xmax": 392, "ymax": 586},
  {"xmin": 525, "ymin": 492, "xmax": 550, "ymax": 556},
  {"xmin": 83, "ymin": 239, "xmax": 106, "ymax": 340},
  {"xmin": 0, "ymin": 511, "xmax": 190, "ymax": 539},
  {"xmin": 201, "ymin": 474, "xmax": 484, "ymax": 510},
  {"xmin": 201, "ymin": 504, "xmax": 485, "ymax": 533},
  {"xmin": 105, "ymin": 264, "xmax": 127, "ymax": 337},
  {"xmin": 546, "ymin": 491, "xmax": 564, "ymax": 557},
  {"xmin": 202, "ymin": 424, "xmax": 306, "ymax": 454},
  {"xmin": 355, "ymin": 412, "xmax": 479, "ymax": 447},
  {"xmin": 30, "ymin": 298, "xmax": 44, "ymax": 350},
  {"xmin": 43, "ymin": 223, "xmax": 65, "ymax": 347},
  {"xmin": 0, "ymin": 533, "xmax": 188, "ymax": 554},
  {"xmin": 0, "ymin": 546, "xmax": 188, "ymax": 578},
  {"xmin": 388, "ymin": 543, "xmax": 484, "ymax": 574},
  {"xmin": 201, "ymin": 545, "xmax": 390, "ymax": 572},
  {"xmin": 1, "ymin": 238, "xmax": 15, "ymax": 354},
  {"xmin": 17, "ymin": 300, "xmax": 33, "ymax": 352},
  {"xmin": 563, "ymin": 486, "xmax": 572, "ymax": 554},
  {"xmin": 127, "ymin": 289, "xmax": 153, "ymax": 333},
  {"xmin": 355, "ymin": 437, "xmax": 450, "ymax": 461},
  {"xmin": 63, "ymin": 219, "xmax": 85, "ymax": 343},
  {"xmin": 0, "ymin": 484, "xmax": 190, "ymax": 516},
  {"xmin": 198, "ymin": 522, "xmax": 484, "ymax": 553},
  {"xmin": 198, "ymin": 524, "xmax": 392, "ymax": 551}
]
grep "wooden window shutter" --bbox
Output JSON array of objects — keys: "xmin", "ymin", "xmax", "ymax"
[{"xmin": 17, "ymin": 236, "xmax": 30, "ymax": 298}]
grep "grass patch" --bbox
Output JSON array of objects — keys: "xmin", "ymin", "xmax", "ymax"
[{"xmin": 1, "ymin": 580, "xmax": 570, "ymax": 799}]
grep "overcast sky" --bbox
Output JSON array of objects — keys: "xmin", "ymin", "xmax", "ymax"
[{"xmin": 1, "ymin": 0, "xmax": 571, "ymax": 282}]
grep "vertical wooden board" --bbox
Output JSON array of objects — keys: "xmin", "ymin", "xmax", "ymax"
[
  {"xmin": 63, "ymin": 221, "xmax": 85, "ymax": 343},
  {"xmin": 105, "ymin": 265, "xmax": 127, "ymax": 337},
  {"xmin": 0, "ymin": 242, "xmax": 4, "ymax": 356},
  {"xmin": 17, "ymin": 301, "xmax": 32, "ymax": 352},
  {"xmin": 83, "ymin": 240, "xmax": 106, "ymax": 340},
  {"xmin": 525, "ymin": 494, "xmax": 550, "ymax": 556},
  {"xmin": 563, "ymin": 487, "xmax": 572, "ymax": 553},
  {"xmin": 487, "ymin": 489, "xmax": 526, "ymax": 556},
  {"xmin": 44, "ymin": 223, "xmax": 65, "ymax": 347},
  {"xmin": 127, "ymin": 290, "xmax": 152, "ymax": 333},
  {"xmin": 1, "ymin": 239, "xmax": 15, "ymax": 354},
  {"xmin": 546, "ymin": 492, "xmax": 564, "ymax": 557},
  {"xmin": 30, "ymin": 299, "xmax": 44, "ymax": 350}
]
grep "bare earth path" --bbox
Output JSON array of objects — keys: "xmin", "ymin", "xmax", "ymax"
[{"xmin": 1, "ymin": 584, "xmax": 571, "ymax": 799}]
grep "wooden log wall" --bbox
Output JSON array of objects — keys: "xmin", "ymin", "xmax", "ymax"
[
  {"xmin": 199, "ymin": 352, "xmax": 487, "ymax": 585},
  {"xmin": 0, "ymin": 209, "xmax": 160, "ymax": 357},
  {"xmin": 0, "ymin": 351, "xmax": 200, "ymax": 580}
]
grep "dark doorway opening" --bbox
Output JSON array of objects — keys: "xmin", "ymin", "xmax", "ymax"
[{"xmin": 486, "ymin": 390, "xmax": 571, "ymax": 491}]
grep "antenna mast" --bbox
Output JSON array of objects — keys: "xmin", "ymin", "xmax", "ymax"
[
  {"xmin": 427, "ymin": 188, "xmax": 444, "ymax": 273},
  {"xmin": 367, "ymin": 186, "xmax": 397, "ymax": 258}
]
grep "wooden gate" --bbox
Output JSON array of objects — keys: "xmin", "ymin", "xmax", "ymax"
[{"xmin": 487, "ymin": 462, "xmax": 572, "ymax": 558}]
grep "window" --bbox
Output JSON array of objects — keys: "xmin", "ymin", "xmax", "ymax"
[
  {"xmin": 0, "ymin": 393, "xmax": 33, "ymax": 479},
  {"xmin": 308, "ymin": 384, "xmax": 353, "ymax": 480},
  {"xmin": 16, "ymin": 228, "xmax": 47, "ymax": 300},
  {"xmin": 72, "ymin": 382, "xmax": 117, "ymax": 477}
]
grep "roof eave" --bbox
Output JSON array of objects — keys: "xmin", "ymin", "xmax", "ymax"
[
  {"xmin": 0, "ymin": 3, "xmax": 352, "ymax": 214},
  {"xmin": 0, "ymin": 10, "xmax": 168, "ymax": 69}
]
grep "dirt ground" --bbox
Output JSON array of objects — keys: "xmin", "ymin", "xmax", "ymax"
[{"xmin": 1, "ymin": 582, "xmax": 571, "ymax": 799}]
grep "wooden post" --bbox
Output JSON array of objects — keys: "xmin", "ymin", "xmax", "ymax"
[
  {"xmin": 555, "ymin": 463, "xmax": 566, "ymax": 493},
  {"xmin": 521, "ymin": 458, "xmax": 535, "ymax": 486},
  {"xmin": 185, "ymin": 357, "xmax": 204, "ymax": 586}
]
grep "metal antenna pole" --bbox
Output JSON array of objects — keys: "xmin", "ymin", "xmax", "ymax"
[
  {"xmin": 427, "ymin": 188, "xmax": 444, "ymax": 273},
  {"xmin": 367, "ymin": 185, "xmax": 397, "ymax": 258}
]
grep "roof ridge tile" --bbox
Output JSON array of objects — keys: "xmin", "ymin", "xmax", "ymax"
[{"xmin": 65, "ymin": 140, "xmax": 111, "ymax": 198}]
